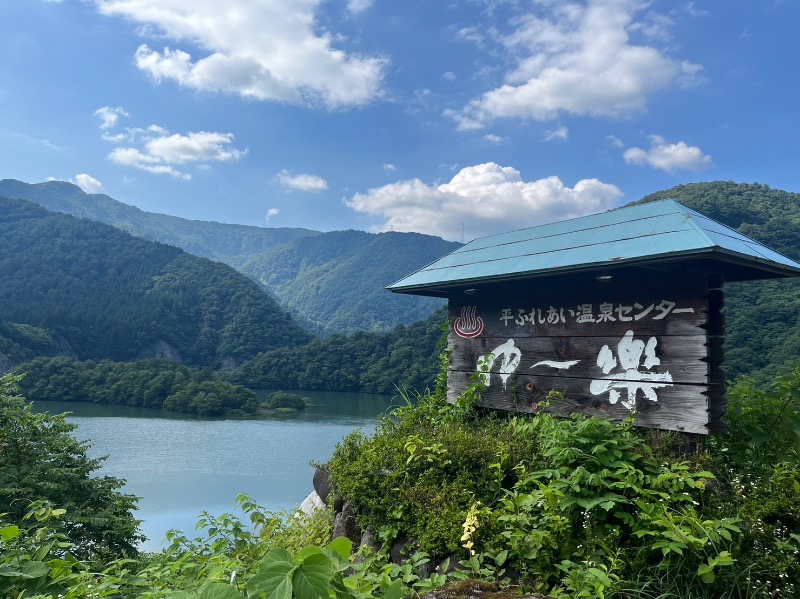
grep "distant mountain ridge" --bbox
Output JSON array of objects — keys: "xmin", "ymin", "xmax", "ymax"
[
  {"xmin": 0, "ymin": 196, "xmax": 312, "ymax": 371},
  {"xmin": 0, "ymin": 179, "xmax": 320, "ymax": 268},
  {"xmin": 241, "ymin": 230, "xmax": 461, "ymax": 336},
  {"xmin": 1, "ymin": 179, "xmax": 461, "ymax": 335}
]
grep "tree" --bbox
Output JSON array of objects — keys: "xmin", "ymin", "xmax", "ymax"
[{"xmin": 0, "ymin": 374, "xmax": 143, "ymax": 559}]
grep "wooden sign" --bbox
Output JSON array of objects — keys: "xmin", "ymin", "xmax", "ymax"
[{"xmin": 447, "ymin": 277, "xmax": 725, "ymax": 435}]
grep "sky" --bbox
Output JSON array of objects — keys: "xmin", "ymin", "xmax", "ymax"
[{"xmin": 0, "ymin": 0, "xmax": 798, "ymax": 242}]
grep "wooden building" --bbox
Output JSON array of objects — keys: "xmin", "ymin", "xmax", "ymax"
[{"xmin": 388, "ymin": 200, "xmax": 800, "ymax": 434}]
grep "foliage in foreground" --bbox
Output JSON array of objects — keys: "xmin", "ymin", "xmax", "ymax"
[
  {"xmin": 2, "ymin": 363, "xmax": 800, "ymax": 598},
  {"xmin": 329, "ymin": 365, "xmax": 800, "ymax": 597},
  {"xmin": 0, "ymin": 374, "xmax": 143, "ymax": 561}
]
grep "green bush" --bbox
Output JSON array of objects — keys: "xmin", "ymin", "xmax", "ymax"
[{"xmin": 264, "ymin": 391, "xmax": 308, "ymax": 411}]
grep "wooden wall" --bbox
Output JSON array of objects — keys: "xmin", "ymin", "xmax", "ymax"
[{"xmin": 447, "ymin": 274, "xmax": 726, "ymax": 434}]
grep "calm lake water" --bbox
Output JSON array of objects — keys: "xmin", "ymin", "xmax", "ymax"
[{"xmin": 33, "ymin": 391, "xmax": 396, "ymax": 553}]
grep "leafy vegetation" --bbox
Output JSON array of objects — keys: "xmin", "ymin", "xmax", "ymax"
[
  {"xmin": 0, "ymin": 196, "xmax": 312, "ymax": 370},
  {"xmin": 326, "ymin": 360, "xmax": 800, "ymax": 597},
  {"xmin": 3, "ymin": 356, "xmax": 799, "ymax": 597},
  {"xmin": 264, "ymin": 391, "xmax": 308, "ymax": 412},
  {"xmin": 0, "ymin": 374, "xmax": 143, "ymax": 561},
  {"xmin": 16, "ymin": 357, "xmax": 258, "ymax": 417},
  {"xmin": 241, "ymin": 230, "xmax": 458, "ymax": 336},
  {"xmin": 232, "ymin": 307, "xmax": 447, "ymax": 394}
]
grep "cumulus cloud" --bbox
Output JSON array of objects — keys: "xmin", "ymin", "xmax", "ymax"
[
  {"xmin": 447, "ymin": 0, "xmax": 701, "ymax": 129},
  {"xmin": 345, "ymin": 162, "xmax": 623, "ymax": 240},
  {"xmin": 106, "ymin": 127, "xmax": 246, "ymax": 179},
  {"xmin": 543, "ymin": 125, "xmax": 568, "ymax": 142},
  {"xmin": 95, "ymin": 106, "xmax": 129, "ymax": 129},
  {"xmin": 483, "ymin": 133, "xmax": 508, "ymax": 144},
  {"xmin": 72, "ymin": 173, "xmax": 103, "ymax": 194},
  {"xmin": 623, "ymin": 135, "xmax": 712, "ymax": 172},
  {"xmin": 277, "ymin": 170, "xmax": 328, "ymax": 192},
  {"xmin": 346, "ymin": 0, "xmax": 373, "ymax": 14},
  {"xmin": 93, "ymin": 0, "xmax": 387, "ymax": 108},
  {"xmin": 265, "ymin": 207, "xmax": 280, "ymax": 222}
]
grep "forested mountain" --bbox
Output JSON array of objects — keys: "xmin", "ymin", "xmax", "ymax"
[
  {"xmin": 232, "ymin": 307, "xmax": 448, "ymax": 394},
  {"xmin": 241, "ymin": 230, "xmax": 460, "ymax": 336},
  {"xmin": 0, "ymin": 197, "xmax": 311, "ymax": 371},
  {"xmin": 1, "ymin": 179, "xmax": 460, "ymax": 336},
  {"xmin": 0, "ymin": 179, "xmax": 319, "ymax": 267},
  {"xmin": 636, "ymin": 182, "xmax": 800, "ymax": 382}
]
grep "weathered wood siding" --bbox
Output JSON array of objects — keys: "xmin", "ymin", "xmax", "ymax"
[{"xmin": 447, "ymin": 277, "xmax": 725, "ymax": 434}]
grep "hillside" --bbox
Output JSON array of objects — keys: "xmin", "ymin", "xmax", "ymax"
[
  {"xmin": 1, "ymin": 179, "xmax": 460, "ymax": 336},
  {"xmin": 0, "ymin": 179, "xmax": 319, "ymax": 267},
  {"xmin": 636, "ymin": 182, "xmax": 800, "ymax": 382},
  {"xmin": 0, "ymin": 197, "xmax": 312, "ymax": 371},
  {"xmin": 240, "ymin": 230, "xmax": 461, "ymax": 336}
]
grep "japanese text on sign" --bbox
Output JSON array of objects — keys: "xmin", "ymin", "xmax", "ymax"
[{"xmin": 499, "ymin": 300, "xmax": 695, "ymax": 327}]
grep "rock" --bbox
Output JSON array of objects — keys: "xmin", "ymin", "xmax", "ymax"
[
  {"xmin": 390, "ymin": 536, "xmax": 418, "ymax": 565},
  {"xmin": 313, "ymin": 467, "xmax": 333, "ymax": 504},
  {"xmin": 359, "ymin": 529, "xmax": 381, "ymax": 553},
  {"xmin": 298, "ymin": 491, "xmax": 325, "ymax": 517},
  {"xmin": 332, "ymin": 501, "xmax": 361, "ymax": 545}
]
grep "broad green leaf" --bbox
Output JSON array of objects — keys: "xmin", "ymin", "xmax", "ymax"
[
  {"xmin": 248, "ymin": 548, "xmax": 296, "ymax": 598},
  {"xmin": 494, "ymin": 550, "xmax": 508, "ymax": 567},
  {"xmin": 296, "ymin": 545, "xmax": 325, "ymax": 564},
  {"xmin": 383, "ymin": 579, "xmax": 406, "ymax": 599},
  {"xmin": 327, "ymin": 537, "xmax": 353, "ymax": 562},
  {"xmin": 0, "ymin": 525, "xmax": 19, "ymax": 542},
  {"xmin": 198, "ymin": 582, "xmax": 244, "ymax": 599},
  {"xmin": 292, "ymin": 552, "xmax": 334, "ymax": 599}
]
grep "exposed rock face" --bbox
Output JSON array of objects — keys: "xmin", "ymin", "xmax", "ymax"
[
  {"xmin": 332, "ymin": 501, "xmax": 361, "ymax": 545},
  {"xmin": 139, "ymin": 340, "xmax": 183, "ymax": 363},
  {"xmin": 298, "ymin": 491, "xmax": 325, "ymax": 516},
  {"xmin": 313, "ymin": 467, "xmax": 334, "ymax": 505}
]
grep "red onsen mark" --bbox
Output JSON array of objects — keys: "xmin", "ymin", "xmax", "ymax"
[{"xmin": 454, "ymin": 305, "xmax": 484, "ymax": 338}]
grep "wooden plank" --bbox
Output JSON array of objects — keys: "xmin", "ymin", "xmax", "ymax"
[
  {"xmin": 446, "ymin": 370, "xmax": 710, "ymax": 434},
  {"xmin": 449, "ymin": 334, "xmax": 708, "ymax": 385},
  {"xmin": 451, "ymin": 293, "xmax": 708, "ymax": 338}
]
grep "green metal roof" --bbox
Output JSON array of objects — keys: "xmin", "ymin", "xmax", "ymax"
[{"xmin": 388, "ymin": 199, "xmax": 800, "ymax": 296}]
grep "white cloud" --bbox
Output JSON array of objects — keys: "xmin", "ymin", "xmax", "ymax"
[
  {"xmin": 543, "ymin": 125, "xmax": 568, "ymax": 142},
  {"xmin": 443, "ymin": 71, "xmax": 457, "ymax": 81},
  {"xmin": 483, "ymin": 133, "xmax": 507, "ymax": 144},
  {"xmin": 606, "ymin": 134, "xmax": 625, "ymax": 148},
  {"xmin": 345, "ymin": 162, "xmax": 623, "ymax": 240},
  {"xmin": 107, "ymin": 128, "xmax": 246, "ymax": 179},
  {"xmin": 265, "ymin": 208, "xmax": 280, "ymax": 222},
  {"xmin": 95, "ymin": 105, "xmax": 129, "ymax": 129},
  {"xmin": 72, "ymin": 173, "xmax": 103, "ymax": 194},
  {"xmin": 447, "ymin": 0, "xmax": 701, "ymax": 129},
  {"xmin": 277, "ymin": 170, "xmax": 328, "ymax": 192},
  {"xmin": 383, "ymin": 163, "xmax": 398, "ymax": 173},
  {"xmin": 346, "ymin": 0, "xmax": 373, "ymax": 14},
  {"xmin": 93, "ymin": 0, "xmax": 387, "ymax": 108},
  {"xmin": 623, "ymin": 135, "xmax": 712, "ymax": 172}
]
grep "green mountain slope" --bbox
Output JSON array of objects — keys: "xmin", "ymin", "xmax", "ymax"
[
  {"xmin": 0, "ymin": 179, "xmax": 320, "ymax": 268},
  {"xmin": 240, "ymin": 230, "xmax": 461, "ymax": 336},
  {"xmin": 0, "ymin": 197, "xmax": 312, "ymax": 370},
  {"xmin": 636, "ymin": 182, "xmax": 800, "ymax": 382}
]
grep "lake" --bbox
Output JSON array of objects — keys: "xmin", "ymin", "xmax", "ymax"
[{"xmin": 33, "ymin": 391, "xmax": 396, "ymax": 553}]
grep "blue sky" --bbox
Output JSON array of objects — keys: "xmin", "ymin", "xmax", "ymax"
[{"xmin": 0, "ymin": 0, "xmax": 797, "ymax": 241}]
